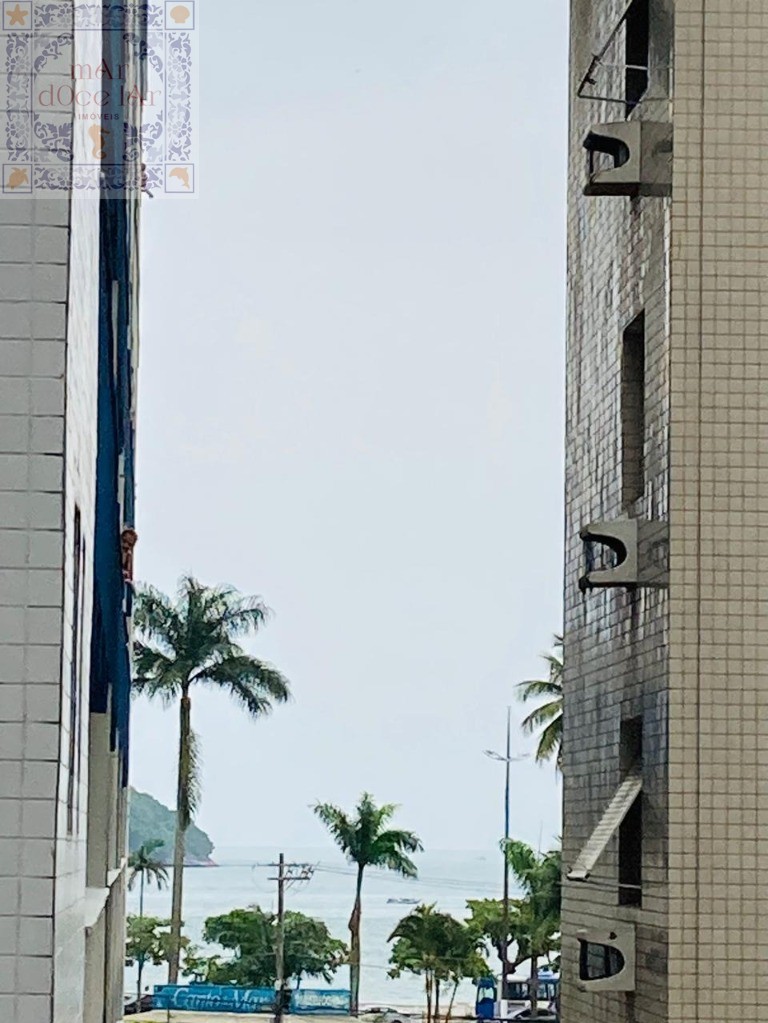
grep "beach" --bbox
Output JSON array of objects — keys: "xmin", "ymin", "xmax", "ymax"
[{"xmin": 127, "ymin": 847, "xmax": 505, "ymax": 1006}]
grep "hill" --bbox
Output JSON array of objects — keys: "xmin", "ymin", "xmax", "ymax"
[{"xmin": 128, "ymin": 788, "xmax": 215, "ymax": 865}]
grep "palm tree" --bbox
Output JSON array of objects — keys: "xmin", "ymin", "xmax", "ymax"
[
  {"xmin": 314, "ymin": 793, "xmax": 422, "ymax": 1015},
  {"xmin": 128, "ymin": 840, "xmax": 169, "ymax": 1002},
  {"xmin": 503, "ymin": 841, "xmax": 561, "ymax": 1018},
  {"xmin": 517, "ymin": 634, "xmax": 563, "ymax": 767},
  {"xmin": 389, "ymin": 905, "xmax": 485, "ymax": 1023},
  {"xmin": 129, "ymin": 838, "xmax": 169, "ymax": 918},
  {"xmin": 133, "ymin": 576, "xmax": 291, "ymax": 984}
]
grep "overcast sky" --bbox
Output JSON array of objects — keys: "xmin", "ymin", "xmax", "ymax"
[{"xmin": 131, "ymin": 0, "xmax": 568, "ymax": 855}]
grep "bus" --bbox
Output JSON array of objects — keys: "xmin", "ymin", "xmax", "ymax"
[{"xmin": 475, "ymin": 967, "xmax": 559, "ymax": 1020}]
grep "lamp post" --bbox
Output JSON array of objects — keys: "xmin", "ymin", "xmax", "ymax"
[{"xmin": 484, "ymin": 708, "xmax": 529, "ymax": 1015}]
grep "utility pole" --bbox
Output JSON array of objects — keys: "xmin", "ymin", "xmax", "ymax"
[
  {"xmin": 501, "ymin": 706, "xmax": 511, "ymax": 995},
  {"xmin": 484, "ymin": 711, "xmax": 528, "ymax": 1020},
  {"xmin": 267, "ymin": 856, "xmax": 315, "ymax": 1023},
  {"xmin": 275, "ymin": 854, "xmax": 286, "ymax": 1023}
]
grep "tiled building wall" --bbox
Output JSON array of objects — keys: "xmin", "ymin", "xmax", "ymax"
[
  {"xmin": 562, "ymin": 1, "xmax": 673, "ymax": 1021},
  {"xmin": 0, "ymin": 7, "xmax": 109, "ymax": 1023},
  {"xmin": 667, "ymin": 2, "xmax": 768, "ymax": 1019},
  {"xmin": 565, "ymin": 1, "xmax": 768, "ymax": 1021},
  {"xmin": 52, "ymin": 17, "xmax": 102, "ymax": 1021},
  {"xmin": 0, "ymin": 184, "xmax": 71, "ymax": 1023}
]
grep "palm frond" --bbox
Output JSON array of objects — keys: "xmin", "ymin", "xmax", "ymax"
[
  {"xmin": 517, "ymin": 679, "xmax": 562, "ymax": 702},
  {"xmin": 533, "ymin": 715, "xmax": 562, "ymax": 766},
  {"xmin": 315, "ymin": 794, "xmax": 421, "ymax": 874},
  {"xmin": 132, "ymin": 643, "xmax": 182, "ymax": 703},
  {"xmin": 520, "ymin": 700, "xmax": 562, "ymax": 733},
  {"xmin": 218, "ymin": 591, "xmax": 271, "ymax": 638},
  {"xmin": 515, "ymin": 633, "xmax": 564, "ymax": 769},
  {"xmin": 502, "ymin": 840, "xmax": 538, "ymax": 892},
  {"xmin": 128, "ymin": 839, "xmax": 170, "ymax": 891},
  {"xmin": 194, "ymin": 654, "xmax": 291, "ymax": 717},
  {"xmin": 134, "ymin": 585, "xmax": 182, "ymax": 652},
  {"xmin": 313, "ymin": 803, "xmax": 357, "ymax": 856},
  {"xmin": 370, "ymin": 833, "xmax": 421, "ymax": 878}
]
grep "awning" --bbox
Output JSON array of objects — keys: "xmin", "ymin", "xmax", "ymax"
[{"xmin": 567, "ymin": 765, "xmax": 642, "ymax": 881}]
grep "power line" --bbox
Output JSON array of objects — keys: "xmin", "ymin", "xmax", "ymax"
[{"xmin": 259, "ymin": 856, "xmax": 316, "ymax": 1023}]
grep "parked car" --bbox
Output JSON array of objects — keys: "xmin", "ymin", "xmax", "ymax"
[
  {"xmin": 364, "ymin": 1010, "xmax": 420, "ymax": 1023},
  {"xmin": 509, "ymin": 1008, "xmax": 558, "ymax": 1021},
  {"xmin": 124, "ymin": 993, "xmax": 154, "ymax": 1014}
]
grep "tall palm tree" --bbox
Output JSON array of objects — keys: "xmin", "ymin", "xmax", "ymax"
[
  {"xmin": 133, "ymin": 576, "xmax": 291, "ymax": 984},
  {"xmin": 314, "ymin": 793, "xmax": 422, "ymax": 1015},
  {"xmin": 517, "ymin": 635, "xmax": 563, "ymax": 767},
  {"xmin": 128, "ymin": 840, "xmax": 169, "ymax": 1001}
]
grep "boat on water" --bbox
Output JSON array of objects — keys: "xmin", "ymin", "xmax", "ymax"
[{"xmin": 386, "ymin": 897, "xmax": 418, "ymax": 905}]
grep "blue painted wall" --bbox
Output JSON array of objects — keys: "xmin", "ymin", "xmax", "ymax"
[{"xmin": 89, "ymin": 6, "xmax": 142, "ymax": 787}]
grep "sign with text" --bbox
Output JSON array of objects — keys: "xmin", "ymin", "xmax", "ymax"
[
  {"xmin": 1, "ymin": 0, "xmax": 198, "ymax": 194},
  {"xmin": 153, "ymin": 985, "xmax": 352, "ymax": 1015}
]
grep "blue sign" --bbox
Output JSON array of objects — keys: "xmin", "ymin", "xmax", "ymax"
[
  {"xmin": 153, "ymin": 984, "xmax": 351, "ymax": 1015},
  {"xmin": 292, "ymin": 990, "xmax": 351, "ymax": 1014}
]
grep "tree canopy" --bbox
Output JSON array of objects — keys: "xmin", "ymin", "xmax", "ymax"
[
  {"xmin": 184, "ymin": 907, "xmax": 347, "ymax": 989},
  {"xmin": 313, "ymin": 793, "xmax": 422, "ymax": 1014},
  {"xmin": 389, "ymin": 905, "xmax": 487, "ymax": 1023},
  {"xmin": 128, "ymin": 838, "xmax": 170, "ymax": 894},
  {"xmin": 517, "ymin": 635, "xmax": 563, "ymax": 767},
  {"xmin": 126, "ymin": 915, "xmax": 186, "ymax": 971}
]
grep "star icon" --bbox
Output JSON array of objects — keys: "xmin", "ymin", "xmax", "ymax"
[{"xmin": 6, "ymin": 3, "xmax": 29, "ymax": 26}]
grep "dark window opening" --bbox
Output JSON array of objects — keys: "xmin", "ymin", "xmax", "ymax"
[
  {"xmin": 584, "ymin": 131, "xmax": 632, "ymax": 187},
  {"xmin": 579, "ymin": 941, "xmax": 626, "ymax": 982},
  {"xmin": 66, "ymin": 508, "xmax": 85, "ymax": 835},
  {"xmin": 621, "ymin": 312, "xmax": 646, "ymax": 506},
  {"xmin": 619, "ymin": 716, "xmax": 643, "ymax": 906},
  {"xmin": 625, "ymin": 0, "xmax": 650, "ymax": 113}
]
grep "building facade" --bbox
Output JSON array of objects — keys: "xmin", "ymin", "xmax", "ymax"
[
  {"xmin": 0, "ymin": 3, "xmax": 142, "ymax": 1021},
  {"xmin": 562, "ymin": 1, "xmax": 768, "ymax": 1021}
]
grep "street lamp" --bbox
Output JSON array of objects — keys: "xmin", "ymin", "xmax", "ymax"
[{"xmin": 484, "ymin": 707, "xmax": 529, "ymax": 1013}]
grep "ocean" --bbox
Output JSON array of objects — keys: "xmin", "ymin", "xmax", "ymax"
[{"xmin": 126, "ymin": 847, "xmax": 506, "ymax": 1007}]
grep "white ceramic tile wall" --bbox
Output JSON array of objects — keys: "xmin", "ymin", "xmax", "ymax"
[{"xmin": 0, "ymin": 5, "xmax": 103, "ymax": 1023}]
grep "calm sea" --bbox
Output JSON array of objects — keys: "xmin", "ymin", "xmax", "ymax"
[{"xmin": 127, "ymin": 847, "xmax": 505, "ymax": 1006}]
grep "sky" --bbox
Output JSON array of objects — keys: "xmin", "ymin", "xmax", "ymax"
[{"xmin": 131, "ymin": 0, "xmax": 569, "ymax": 855}]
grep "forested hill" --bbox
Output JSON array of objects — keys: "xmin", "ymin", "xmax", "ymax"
[{"xmin": 128, "ymin": 788, "xmax": 215, "ymax": 865}]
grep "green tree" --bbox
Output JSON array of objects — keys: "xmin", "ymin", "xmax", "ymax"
[
  {"xmin": 313, "ymin": 793, "xmax": 422, "ymax": 1015},
  {"xmin": 517, "ymin": 635, "xmax": 563, "ymax": 767},
  {"xmin": 502, "ymin": 841, "xmax": 561, "ymax": 1017},
  {"xmin": 465, "ymin": 899, "xmax": 517, "ymax": 972},
  {"xmin": 125, "ymin": 915, "xmax": 187, "ymax": 1004},
  {"xmin": 129, "ymin": 839, "xmax": 169, "ymax": 919},
  {"xmin": 389, "ymin": 906, "xmax": 486, "ymax": 1023},
  {"xmin": 132, "ymin": 576, "xmax": 291, "ymax": 983},
  {"xmin": 183, "ymin": 906, "xmax": 347, "ymax": 990}
]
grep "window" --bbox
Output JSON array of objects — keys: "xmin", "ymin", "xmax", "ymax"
[
  {"xmin": 66, "ymin": 508, "xmax": 86, "ymax": 834},
  {"xmin": 619, "ymin": 717, "xmax": 643, "ymax": 906},
  {"xmin": 625, "ymin": 0, "xmax": 650, "ymax": 113},
  {"xmin": 579, "ymin": 941, "xmax": 626, "ymax": 982},
  {"xmin": 621, "ymin": 312, "xmax": 646, "ymax": 506}
]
